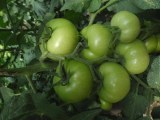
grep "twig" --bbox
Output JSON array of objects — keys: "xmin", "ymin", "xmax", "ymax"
[
  {"xmin": 25, "ymin": 75, "xmax": 37, "ymax": 93},
  {"xmin": 131, "ymin": 74, "xmax": 150, "ymax": 89},
  {"xmin": 89, "ymin": 0, "xmax": 118, "ymax": 25},
  {"xmin": 0, "ymin": 61, "xmax": 56, "ymax": 77}
]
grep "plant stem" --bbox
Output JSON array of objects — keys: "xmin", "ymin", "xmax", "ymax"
[
  {"xmin": 25, "ymin": 75, "xmax": 36, "ymax": 94},
  {"xmin": 0, "ymin": 61, "xmax": 56, "ymax": 77},
  {"xmin": 89, "ymin": 0, "xmax": 118, "ymax": 25},
  {"xmin": 131, "ymin": 74, "xmax": 150, "ymax": 89}
]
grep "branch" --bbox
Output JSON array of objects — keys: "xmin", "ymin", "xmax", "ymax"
[
  {"xmin": 0, "ymin": 28, "xmax": 37, "ymax": 32},
  {"xmin": 131, "ymin": 74, "xmax": 150, "ymax": 89},
  {"xmin": 89, "ymin": 0, "xmax": 118, "ymax": 25},
  {"xmin": 0, "ymin": 61, "xmax": 57, "ymax": 77}
]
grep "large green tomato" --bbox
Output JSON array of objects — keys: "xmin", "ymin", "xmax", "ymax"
[
  {"xmin": 111, "ymin": 11, "xmax": 140, "ymax": 43},
  {"xmin": 40, "ymin": 18, "xmax": 79, "ymax": 58},
  {"xmin": 98, "ymin": 62, "xmax": 130, "ymax": 110},
  {"xmin": 116, "ymin": 40, "xmax": 150, "ymax": 74},
  {"xmin": 53, "ymin": 59, "xmax": 93, "ymax": 103},
  {"xmin": 80, "ymin": 24, "xmax": 112, "ymax": 62}
]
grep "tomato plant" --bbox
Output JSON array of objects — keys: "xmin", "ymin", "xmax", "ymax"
[
  {"xmin": 80, "ymin": 24, "xmax": 113, "ymax": 62},
  {"xmin": 53, "ymin": 59, "xmax": 93, "ymax": 103},
  {"xmin": 98, "ymin": 62, "xmax": 130, "ymax": 110},
  {"xmin": 40, "ymin": 18, "xmax": 79, "ymax": 60},
  {"xmin": 1, "ymin": 0, "xmax": 160, "ymax": 120},
  {"xmin": 116, "ymin": 40, "xmax": 150, "ymax": 74},
  {"xmin": 111, "ymin": 11, "xmax": 141, "ymax": 43}
]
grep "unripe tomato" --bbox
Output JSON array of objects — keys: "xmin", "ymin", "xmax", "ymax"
[
  {"xmin": 155, "ymin": 34, "xmax": 160, "ymax": 53},
  {"xmin": 80, "ymin": 24, "xmax": 112, "ymax": 62},
  {"xmin": 53, "ymin": 59, "xmax": 93, "ymax": 103},
  {"xmin": 116, "ymin": 40, "xmax": 150, "ymax": 74},
  {"xmin": 144, "ymin": 35, "xmax": 158, "ymax": 53},
  {"xmin": 40, "ymin": 18, "xmax": 79, "ymax": 58},
  {"xmin": 99, "ymin": 99, "xmax": 112, "ymax": 111},
  {"xmin": 98, "ymin": 62, "xmax": 130, "ymax": 110},
  {"xmin": 111, "ymin": 11, "xmax": 140, "ymax": 43}
]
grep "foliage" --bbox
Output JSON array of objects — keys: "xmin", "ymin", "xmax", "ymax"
[{"xmin": 0, "ymin": 0, "xmax": 160, "ymax": 120}]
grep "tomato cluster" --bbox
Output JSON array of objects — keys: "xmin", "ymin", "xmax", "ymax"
[{"xmin": 39, "ymin": 11, "xmax": 153, "ymax": 110}]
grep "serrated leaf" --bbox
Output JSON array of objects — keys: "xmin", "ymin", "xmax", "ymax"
[
  {"xmin": 0, "ymin": 93, "xmax": 35, "ymax": 120},
  {"xmin": 88, "ymin": 0, "xmax": 101, "ymax": 12},
  {"xmin": 67, "ymin": 109, "xmax": 101, "ymax": 120},
  {"xmin": 25, "ymin": 0, "xmax": 46, "ymax": 17},
  {"xmin": 31, "ymin": 93, "xmax": 68, "ymax": 120},
  {"xmin": 122, "ymin": 93, "xmax": 148, "ymax": 120},
  {"xmin": 147, "ymin": 56, "xmax": 160, "ymax": 92},
  {"xmin": 61, "ymin": 0, "xmax": 91, "ymax": 12},
  {"xmin": 0, "ymin": 87, "xmax": 14, "ymax": 103},
  {"xmin": 133, "ymin": 0, "xmax": 160, "ymax": 10},
  {"xmin": 108, "ymin": 0, "xmax": 142, "ymax": 13}
]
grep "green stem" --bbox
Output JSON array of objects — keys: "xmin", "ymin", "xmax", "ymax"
[
  {"xmin": 0, "ymin": 61, "xmax": 56, "ymax": 77},
  {"xmin": 25, "ymin": 75, "xmax": 36, "ymax": 93},
  {"xmin": 131, "ymin": 74, "xmax": 150, "ymax": 89},
  {"xmin": 89, "ymin": 0, "xmax": 118, "ymax": 25}
]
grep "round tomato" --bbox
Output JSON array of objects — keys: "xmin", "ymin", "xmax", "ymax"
[
  {"xmin": 116, "ymin": 40, "xmax": 150, "ymax": 74},
  {"xmin": 111, "ymin": 11, "xmax": 140, "ymax": 43},
  {"xmin": 80, "ymin": 24, "xmax": 112, "ymax": 62},
  {"xmin": 53, "ymin": 59, "xmax": 93, "ymax": 103},
  {"xmin": 40, "ymin": 18, "xmax": 79, "ymax": 59},
  {"xmin": 98, "ymin": 62, "xmax": 130, "ymax": 110},
  {"xmin": 144, "ymin": 35, "xmax": 158, "ymax": 53}
]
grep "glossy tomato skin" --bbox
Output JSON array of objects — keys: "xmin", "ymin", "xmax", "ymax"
[
  {"xmin": 98, "ymin": 62, "xmax": 130, "ymax": 110},
  {"xmin": 53, "ymin": 59, "xmax": 93, "ymax": 103},
  {"xmin": 41, "ymin": 18, "xmax": 79, "ymax": 56},
  {"xmin": 80, "ymin": 24, "xmax": 112, "ymax": 62},
  {"xmin": 111, "ymin": 11, "xmax": 140, "ymax": 43},
  {"xmin": 116, "ymin": 40, "xmax": 150, "ymax": 74},
  {"xmin": 144, "ymin": 35, "xmax": 158, "ymax": 53}
]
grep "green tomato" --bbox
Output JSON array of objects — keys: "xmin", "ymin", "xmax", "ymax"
[
  {"xmin": 98, "ymin": 62, "xmax": 130, "ymax": 110},
  {"xmin": 99, "ymin": 99, "xmax": 112, "ymax": 111},
  {"xmin": 155, "ymin": 34, "xmax": 160, "ymax": 53},
  {"xmin": 53, "ymin": 59, "xmax": 93, "ymax": 103},
  {"xmin": 40, "ymin": 18, "xmax": 79, "ymax": 58},
  {"xmin": 116, "ymin": 40, "xmax": 150, "ymax": 74},
  {"xmin": 80, "ymin": 24, "xmax": 112, "ymax": 62},
  {"xmin": 111, "ymin": 11, "xmax": 140, "ymax": 43},
  {"xmin": 144, "ymin": 35, "xmax": 158, "ymax": 53}
]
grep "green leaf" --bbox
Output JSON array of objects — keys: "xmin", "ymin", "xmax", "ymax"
[
  {"xmin": 67, "ymin": 109, "xmax": 101, "ymax": 120},
  {"xmin": 64, "ymin": 10, "xmax": 83, "ymax": 24},
  {"xmin": 147, "ymin": 56, "xmax": 160, "ymax": 92},
  {"xmin": 0, "ymin": 93, "xmax": 68, "ymax": 120},
  {"xmin": 0, "ymin": 87, "xmax": 14, "ymax": 103},
  {"xmin": 108, "ymin": 0, "xmax": 142, "ymax": 13},
  {"xmin": 25, "ymin": 0, "xmax": 47, "ymax": 17},
  {"xmin": 61, "ymin": 0, "xmax": 91, "ymax": 12},
  {"xmin": 122, "ymin": 93, "xmax": 148, "ymax": 120},
  {"xmin": 31, "ymin": 93, "xmax": 68, "ymax": 120},
  {"xmin": 0, "ymin": 93, "xmax": 35, "ymax": 120},
  {"xmin": 88, "ymin": 0, "xmax": 101, "ymax": 12},
  {"xmin": 133, "ymin": 0, "xmax": 160, "ymax": 10}
]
